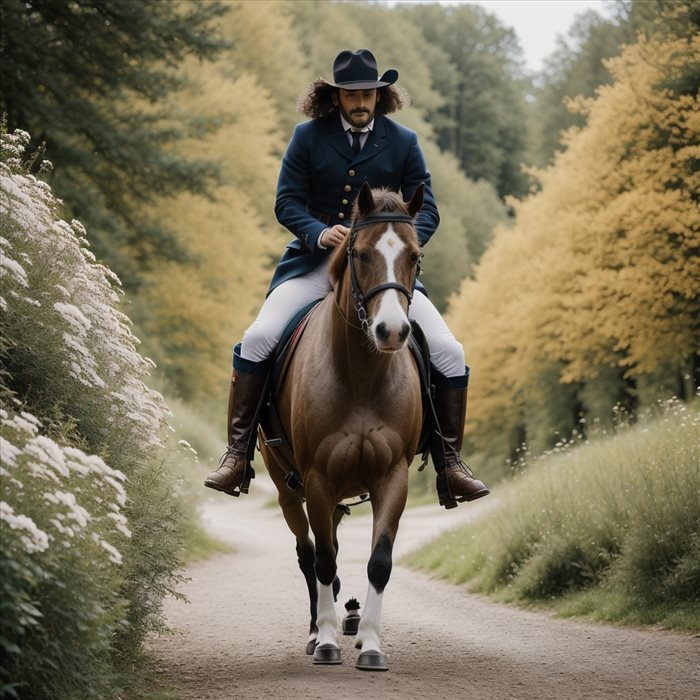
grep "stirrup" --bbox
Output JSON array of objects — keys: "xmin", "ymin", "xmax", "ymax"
[{"xmin": 240, "ymin": 464, "xmax": 255, "ymax": 494}]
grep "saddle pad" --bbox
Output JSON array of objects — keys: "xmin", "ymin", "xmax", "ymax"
[{"xmin": 270, "ymin": 299, "xmax": 323, "ymax": 398}]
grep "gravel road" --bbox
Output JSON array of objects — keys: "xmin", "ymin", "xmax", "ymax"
[{"xmin": 152, "ymin": 479, "xmax": 699, "ymax": 699}]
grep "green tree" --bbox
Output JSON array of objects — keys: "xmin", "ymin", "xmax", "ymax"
[
  {"xmin": 0, "ymin": 0, "xmax": 227, "ymax": 288},
  {"xmin": 529, "ymin": 9, "xmax": 634, "ymax": 166},
  {"xmin": 400, "ymin": 2, "xmax": 531, "ymax": 198}
]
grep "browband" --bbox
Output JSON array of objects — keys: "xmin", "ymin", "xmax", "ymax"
[{"xmin": 351, "ymin": 213, "xmax": 415, "ymax": 233}]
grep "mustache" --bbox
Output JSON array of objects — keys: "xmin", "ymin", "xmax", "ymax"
[{"xmin": 351, "ymin": 109, "xmax": 370, "ymax": 115}]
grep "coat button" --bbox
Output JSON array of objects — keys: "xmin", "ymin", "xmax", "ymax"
[
  {"xmin": 342, "ymin": 199, "xmax": 348, "ymax": 205},
  {"xmin": 344, "ymin": 185, "xmax": 352, "ymax": 192},
  {"xmin": 338, "ymin": 213, "xmax": 345, "ymax": 220},
  {"xmin": 348, "ymin": 169, "xmax": 355, "ymax": 176}
]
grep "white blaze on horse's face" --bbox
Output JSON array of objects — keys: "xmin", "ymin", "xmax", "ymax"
[{"xmin": 370, "ymin": 225, "xmax": 411, "ymax": 352}]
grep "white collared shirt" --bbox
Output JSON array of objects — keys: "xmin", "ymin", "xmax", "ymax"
[{"xmin": 340, "ymin": 113, "xmax": 374, "ymax": 151}]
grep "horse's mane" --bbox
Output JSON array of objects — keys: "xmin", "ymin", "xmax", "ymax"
[{"xmin": 329, "ymin": 188, "xmax": 410, "ymax": 285}]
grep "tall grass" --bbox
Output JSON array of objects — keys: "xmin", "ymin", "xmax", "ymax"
[
  {"xmin": 163, "ymin": 396, "xmax": 233, "ymax": 561},
  {"xmin": 404, "ymin": 398, "xmax": 700, "ymax": 630}
]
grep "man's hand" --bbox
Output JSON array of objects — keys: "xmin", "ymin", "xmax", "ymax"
[{"xmin": 320, "ymin": 225, "xmax": 350, "ymax": 248}]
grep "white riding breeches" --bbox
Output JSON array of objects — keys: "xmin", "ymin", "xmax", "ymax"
[{"xmin": 241, "ymin": 261, "xmax": 465, "ymax": 378}]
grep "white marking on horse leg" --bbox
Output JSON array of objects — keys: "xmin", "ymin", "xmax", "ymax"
[
  {"xmin": 356, "ymin": 583, "xmax": 384, "ymax": 653},
  {"xmin": 316, "ymin": 582, "xmax": 338, "ymax": 648},
  {"xmin": 371, "ymin": 226, "xmax": 409, "ymax": 340}
]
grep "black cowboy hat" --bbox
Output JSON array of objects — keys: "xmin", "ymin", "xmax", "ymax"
[{"xmin": 324, "ymin": 49, "xmax": 398, "ymax": 90}]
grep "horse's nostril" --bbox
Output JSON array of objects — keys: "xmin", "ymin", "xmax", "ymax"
[
  {"xmin": 376, "ymin": 322, "xmax": 389, "ymax": 341},
  {"xmin": 398, "ymin": 323, "xmax": 410, "ymax": 342}
]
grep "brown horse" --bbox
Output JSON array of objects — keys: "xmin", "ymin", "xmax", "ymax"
[{"xmin": 259, "ymin": 182, "xmax": 425, "ymax": 671}]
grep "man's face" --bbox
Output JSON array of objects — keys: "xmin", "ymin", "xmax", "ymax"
[{"xmin": 333, "ymin": 88, "xmax": 380, "ymax": 128}]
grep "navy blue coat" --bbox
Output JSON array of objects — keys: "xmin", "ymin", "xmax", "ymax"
[{"xmin": 269, "ymin": 111, "xmax": 440, "ymax": 294}]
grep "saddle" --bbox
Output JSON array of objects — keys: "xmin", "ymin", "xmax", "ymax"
[{"xmin": 257, "ymin": 298, "xmax": 433, "ymax": 496}]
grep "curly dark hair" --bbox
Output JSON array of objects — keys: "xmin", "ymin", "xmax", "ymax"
[{"xmin": 297, "ymin": 79, "xmax": 408, "ymax": 119}]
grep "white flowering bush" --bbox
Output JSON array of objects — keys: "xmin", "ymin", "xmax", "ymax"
[
  {"xmin": 0, "ymin": 128, "xmax": 168, "ymax": 455},
  {"xmin": 0, "ymin": 128, "xmax": 184, "ymax": 698},
  {"xmin": 0, "ymin": 409, "xmax": 130, "ymax": 698}
]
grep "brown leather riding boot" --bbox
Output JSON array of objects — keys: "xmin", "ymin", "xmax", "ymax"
[
  {"xmin": 432, "ymin": 386, "xmax": 490, "ymax": 509},
  {"xmin": 204, "ymin": 369, "xmax": 267, "ymax": 497}
]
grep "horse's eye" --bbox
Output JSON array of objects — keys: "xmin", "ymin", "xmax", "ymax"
[
  {"xmin": 410, "ymin": 253, "xmax": 420, "ymax": 265},
  {"xmin": 359, "ymin": 251, "xmax": 371, "ymax": 264}
]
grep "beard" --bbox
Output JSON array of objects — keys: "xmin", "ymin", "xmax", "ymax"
[{"xmin": 340, "ymin": 105, "xmax": 375, "ymax": 128}]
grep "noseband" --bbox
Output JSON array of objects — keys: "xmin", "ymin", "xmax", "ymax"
[{"xmin": 346, "ymin": 212, "xmax": 423, "ymax": 331}]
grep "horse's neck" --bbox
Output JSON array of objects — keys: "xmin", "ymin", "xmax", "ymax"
[{"xmin": 330, "ymin": 279, "xmax": 393, "ymax": 392}]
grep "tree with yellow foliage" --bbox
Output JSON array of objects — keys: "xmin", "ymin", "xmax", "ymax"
[
  {"xmin": 448, "ymin": 9, "xmax": 699, "ymax": 473},
  {"xmin": 136, "ymin": 6, "xmax": 307, "ymax": 408}
]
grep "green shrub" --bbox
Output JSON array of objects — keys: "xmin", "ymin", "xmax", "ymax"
[
  {"xmin": 1, "ymin": 410, "xmax": 127, "ymax": 699},
  {"xmin": 0, "ymin": 128, "xmax": 185, "ymax": 697},
  {"xmin": 405, "ymin": 398, "xmax": 700, "ymax": 628}
]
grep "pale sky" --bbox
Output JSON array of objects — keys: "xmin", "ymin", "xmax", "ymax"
[{"xmin": 387, "ymin": 0, "xmax": 616, "ymax": 72}]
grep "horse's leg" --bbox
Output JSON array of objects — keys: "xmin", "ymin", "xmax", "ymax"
[
  {"xmin": 355, "ymin": 461, "xmax": 409, "ymax": 672},
  {"xmin": 261, "ymin": 445, "xmax": 319, "ymax": 654},
  {"xmin": 305, "ymin": 477, "xmax": 342, "ymax": 665},
  {"xmin": 331, "ymin": 504, "xmax": 345, "ymax": 601},
  {"xmin": 277, "ymin": 489, "xmax": 319, "ymax": 654},
  {"xmin": 295, "ymin": 537, "xmax": 319, "ymax": 654}
]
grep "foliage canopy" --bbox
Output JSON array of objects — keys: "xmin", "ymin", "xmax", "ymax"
[{"xmin": 0, "ymin": 0, "xmax": 228, "ymax": 288}]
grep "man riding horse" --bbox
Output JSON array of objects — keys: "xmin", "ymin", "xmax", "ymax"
[{"xmin": 205, "ymin": 49, "xmax": 490, "ymax": 508}]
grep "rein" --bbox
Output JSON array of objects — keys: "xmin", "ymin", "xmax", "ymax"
[{"xmin": 346, "ymin": 212, "xmax": 423, "ymax": 331}]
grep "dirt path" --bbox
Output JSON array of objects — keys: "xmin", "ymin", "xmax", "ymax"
[{"xmin": 152, "ymin": 480, "xmax": 699, "ymax": 699}]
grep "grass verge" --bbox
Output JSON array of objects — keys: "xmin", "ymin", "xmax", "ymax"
[{"xmin": 403, "ymin": 399, "xmax": 700, "ymax": 632}]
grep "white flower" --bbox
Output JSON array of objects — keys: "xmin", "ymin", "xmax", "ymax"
[
  {"xmin": 0, "ymin": 501, "xmax": 49, "ymax": 553},
  {"xmin": 24, "ymin": 436, "xmax": 70, "ymax": 478},
  {"xmin": 0, "ymin": 437, "xmax": 22, "ymax": 468},
  {"xmin": 43, "ymin": 490, "xmax": 91, "ymax": 528},
  {"xmin": 103, "ymin": 476, "xmax": 127, "ymax": 507},
  {"xmin": 53, "ymin": 302, "xmax": 91, "ymax": 334},
  {"xmin": 107, "ymin": 512, "xmax": 132, "ymax": 538},
  {"xmin": 0, "ymin": 255, "xmax": 28, "ymax": 287},
  {"xmin": 2, "ymin": 412, "xmax": 41, "ymax": 436},
  {"xmin": 91, "ymin": 533, "xmax": 123, "ymax": 565}
]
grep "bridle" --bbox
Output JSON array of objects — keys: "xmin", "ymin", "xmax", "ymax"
[{"xmin": 346, "ymin": 212, "xmax": 424, "ymax": 331}]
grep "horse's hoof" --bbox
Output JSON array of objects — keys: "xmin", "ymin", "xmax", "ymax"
[
  {"xmin": 356, "ymin": 650, "xmax": 388, "ymax": 671},
  {"xmin": 342, "ymin": 611, "xmax": 361, "ymax": 636},
  {"xmin": 313, "ymin": 643, "xmax": 342, "ymax": 665},
  {"xmin": 305, "ymin": 638, "xmax": 317, "ymax": 655}
]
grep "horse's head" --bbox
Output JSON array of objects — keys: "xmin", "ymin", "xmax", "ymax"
[{"xmin": 330, "ymin": 182, "xmax": 424, "ymax": 353}]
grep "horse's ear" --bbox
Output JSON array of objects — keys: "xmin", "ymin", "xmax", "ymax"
[
  {"xmin": 357, "ymin": 181, "xmax": 374, "ymax": 216},
  {"xmin": 407, "ymin": 183, "xmax": 424, "ymax": 218}
]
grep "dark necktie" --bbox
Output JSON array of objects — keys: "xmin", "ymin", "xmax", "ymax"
[{"xmin": 350, "ymin": 130, "xmax": 362, "ymax": 156}]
